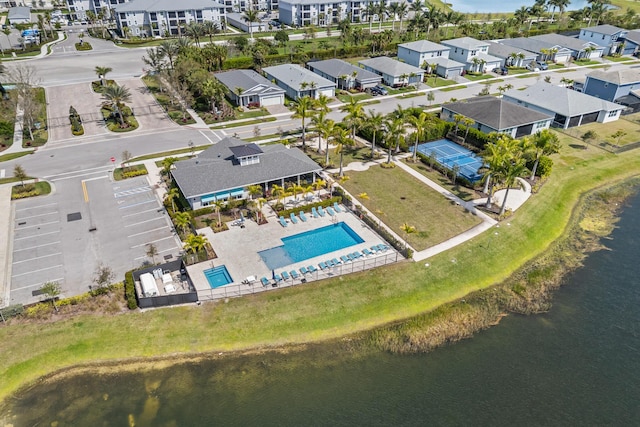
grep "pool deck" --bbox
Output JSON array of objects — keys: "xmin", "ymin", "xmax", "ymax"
[{"xmin": 187, "ymin": 199, "xmax": 400, "ymax": 301}]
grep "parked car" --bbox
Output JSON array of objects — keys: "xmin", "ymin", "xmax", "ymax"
[
  {"xmin": 493, "ymin": 66, "xmax": 509, "ymax": 75},
  {"xmin": 536, "ymin": 61, "xmax": 549, "ymax": 70},
  {"xmin": 374, "ymin": 85, "xmax": 388, "ymax": 95},
  {"xmin": 526, "ymin": 62, "xmax": 540, "ymax": 72}
]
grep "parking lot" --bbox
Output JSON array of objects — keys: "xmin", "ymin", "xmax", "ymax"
[{"xmin": 9, "ymin": 173, "xmax": 181, "ymax": 305}]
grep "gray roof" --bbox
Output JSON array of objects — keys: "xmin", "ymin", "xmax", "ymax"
[
  {"xmin": 214, "ymin": 69, "xmax": 285, "ymax": 96},
  {"xmin": 486, "ymin": 40, "xmax": 537, "ymax": 59},
  {"xmin": 499, "ymin": 37, "xmax": 572, "ymax": 54},
  {"xmin": 503, "ymin": 82, "xmax": 623, "ymax": 117},
  {"xmin": 229, "ymin": 143, "xmax": 263, "ymax": 158},
  {"xmin": 172, "ymin": 137, "xmax": 321, "ymax": 198},
  {"xmin": 116, "ymin": 0, "xmax": 224, "ymax": 12},
  {"xmin": 358, "ymin": 57, "xmax": 424, "ymax": 77},
  {"xmin": 8, "ymin": 7, "xmax": 31, "ymax": 21},
  {"xmin": 443, "ymin": 96, "xmax": 552, "ymax": 131},
  {"xmin": 586, "ymin": 69, "xmax": 640, "ymax": 85},
  {"xmin": 280, "ymin": 0, "xmax": 336, "ymax": 4},
  {"xmin": 430, "ymin": 57, "xmax": 465, "ymax": 69},
  {"xmin": 581, "ymin": 24, "xmax": 625, "ymax": 36},
  {"xmin": 624, "ymin": 30, "xmax": 640, "ymax": 45},
  {"xmin": 263, "ymin": 64, "xmax": 336, "ymax": 91},
  {"xmin": 441, "ymin": 37, "xmax": 488, "ymax": 50},
  {"xmin": 532, "ymin": 33, "xmax": 602, "ymax": 52},
  {"xmin": 307, "ymin": 59, "xmax": 381, "ymax": 82},
  {"xmin": 398, "ymin": 40, "xmax": 449, "ymax": 53}
]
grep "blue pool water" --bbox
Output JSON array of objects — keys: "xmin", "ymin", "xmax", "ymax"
[
  {"xmin": 412, "ymin": 138, "xmax": 484, "ymax": 182},
  {"xmin": 259, "ymin": 222, "xmax": 364, "ymax": 270},
  {"xmin": 204, "ymin": 265, "xmax": 233, "ymax": 288}
]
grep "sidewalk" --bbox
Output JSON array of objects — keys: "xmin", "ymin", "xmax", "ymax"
[{"xmin": 0, "ymin": 185, "xmax": 14, "ymax": 308}]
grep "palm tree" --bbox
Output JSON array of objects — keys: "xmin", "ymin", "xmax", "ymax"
[
  {"xmin": 184, "ymin": 233, "xmax": 208, "ymax": 254},
  {"xmin": 165, "ymin": 187, "xmax": 180, "ymax": 212},
  {"xmin": 333, "ymin": 127, "xmax": 354, "ymax": 177},
  {"xmin": 94, "ymin": 66, "xmax": 112, "ymax": 86},
  {"xmin": 312, "ymin": 179, "xmax": 326, "ymax": 198},
  {"xmin": 243, "ymin": 8, "xmax": 260, "ymax": 39},
  {"xmin": 462, "ymin": 117, "xmax": 475, "ymax": 143},
  {"xmin": 339, "ymin": 97, "xmax": 364, "ymax": 140},
  {"xmin": 311, "ymin": 110, "xmax": 327, "ymax": 151},
  {"xmin": 271, "ymin": 184, "xmax": 286, "ymax": 205},
  {"xmin": 291, "ymin": 96, "xmax": 317, "ymax": 149},
  {"xmin": 385, "ymin": 118, "xmax": 405, "ymax": 164},
  {"xmin": 397, "ymin": 1, "xmax": 409, "ymax": 31},
  {"xmin": 400, "ymin": 223, "xmax": 416, "ymax": 251},
  {"xmin": 173, "ymin": 211, "xmax": 191, "ymax": 235},
  {"xmin": 158, "ymin": 40, "xmax": 180, "ymax": 71},
  {"xmin": 142, "ymin": 47, "xmax": 166, "ymax": 74},
  {"xmin": 410, "ymin": 112, "xmax": 430, "ymax": 162},
  {"xmin": 212, "ymin": 200, "xmax": 224, "ymax": 227},
  {"xmin": 499, "ymin": 156, "xmax": 528, "ymax": 216},
  {"xmin": 529, "ymin": 129, "xmax": 560, "ymax": 179},
  {"xmin": 102, "ymin": 84, "xmax": 132, "ymax": 127},
  {"xmin": 366, "ymin": 110, "xmax": 384, "ymax": 159}
]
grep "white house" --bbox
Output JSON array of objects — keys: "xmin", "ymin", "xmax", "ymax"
[
  {"xmin": 440, "ymin": 37, "xmax": 502, "ymax": 73},
  {"xmin": 279, "ymin": 0, "xmax": 386, "ymax": 27},
  {"xmin": 578, "ymin": 24, "xmax": 627, "ymax": 56},
  {"xmin": 263, "ymin": 63, "xmax": 336, "ymax": 100},
  {"xmin": 358, "ymin": 56, "xmax": 425, "ymax": 87},
  {"xmin": 397, "ymin": 39, "xmax": 465, "ymax": 78},
  {"xmin": 215, "ymin": 69, "xmax": 285, "ymax": 107},
  {"xmin": 114, "ymin": 0, "xmax": 226, "ymax": 37},
  {"xmin": 307, "ymin": 58, "xmax": 381, "ymax": 90}
]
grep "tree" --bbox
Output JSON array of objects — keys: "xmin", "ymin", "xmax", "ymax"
[
  {"xmin": 400, "ymin": 223, "xmax": 416, "ymax": 250},
  {"xmin": 410, "ymin": 112, "xmax": 430, "ymax": 162},
  {"xmin": 462, "ymin": 117, "xmax": 475, "ymax": 143},
  {"xmin": 274, "ymin": 29, "xmax": 289, "ymax": 47},
  {"xmin": 158, "ymin": 40, "xmax": 180, "ymax": 71},
  {"xmin": 93, "ymin": 264, "xmax": 115, "ymax": 289},
  {"xmin": 146, "ymin": 243, "xmax": 159, "ymax": 264},
  {"xmin": 291, "ymin": 96, "xmax": 316, "ymax": 149},
  {"xmin": 184, "ymin": 233, "xmax": 208, "ymax": 254},
  {"xmin": 529, "ymin": 129, "xmax": 560, "ymax": 179},
  {"xmin": 366, "ymin": 110, "xmax": 384, "ymax": 159},
  {"xmin": 385, "ymin": 118, "xmax": 405, "ymax": 164},
  {"xmin": 13, "ymin": 164, "xmax": 28, "ymax": 188},
  {"xmin": 427, "ymin": 91, "xmax": 435, "ymax": 106},
  {"xmin": 121, "ymin": 150, "xmax": 132, "ymax": 173},
  {"xmin": 243, "ymin": 8, "xmax": 260, "ymax": 39},
  {"xmin": 165, "ymin": 187, "xmax": 180, "ymax": 212},
  {"xmin": 161, "ymin": 157, "xmax": 178, "ymax": 176},
  {"xmin": 174, "ymin": 211, "xmax": 192, "ymax": 235},
  {"xmin": 102, "ymin": 84, "xmax": 132, "ymax": 127},
  {"xmin": 40, "ymin": 281, "xmax": 62, "ymax": 312},
  {"xmin": 610, "ymin": 130, "xmax": 627, "ymax": 146},
  {"xmin": 142, "ymin": 48, "xmax": 166, "ymax": 74},
  {"xmin": 333, "ymin": 127, "xmax": 354, "ymax": 177},
  {"xmin": 339, "ymin": 97, "xmax": 364, "ymax": 140},
  {"xmin": 499, "ymin": 156, "xmax": 528, "ymax": 216},
  {"xmin": 213, "ymin": 200, "xmax": 224, "ymax": 227},
  {"xmin": 94, "ymin": 66, "xmax": 112, "ymax": 86}
]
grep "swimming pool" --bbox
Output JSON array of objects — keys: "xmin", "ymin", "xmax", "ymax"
[
  {"xmin": 259, "ymin": 222, "xmax": 364, "ymax": 270},
  {"xmin": 204, "ymin": 265, "xmax": 234, "ymax": 288}
]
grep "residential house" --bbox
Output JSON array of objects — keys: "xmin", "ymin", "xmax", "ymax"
[
  {"xmin": 263, "ymin": 63, "xmax": 337, "ymax": 100},
  {"xmin": 498, "ymin": 37, "xmax": 573, "ymax": 64},
  {"xmin": 171, "ymin": 137, "xmax": 322, "ymax": 210},
  {"xmin": 441, "ymin": 96, "xmax": 553, "ymax": 139},
  {"xmin": 578, "ymin": 24, "xmax": 627, "ymax": 56},
  {"xmin": 358, "ymin": 56, "xmax": 425, "ymax": 87},
  {"xmin": 8, "ymin": 6, "xmax": 31, "ymax": 24},
  {"xmin": 397, "ymin": 40, "xmax": 465, "ymax": 78},
  {"xmin": 307, "ymin": 59, "xmax": 381, "ymax": 90},
  {"xmin": 503, "ymin": 82, "xmax": 623, "ymax": 129},
  {"xmin": 440, "ymin": 37, "xmax": 502, "ymax": 73},
  {"xmin": 114, "ymin": 0, "xmax": 226, "ymax": 38},
  {"xmin": 581, "ymin": 69, "xmax": 640, "ymax": 102},
  {"xmin": 486, "ymin": 40, "xmax": 537, "ymax": 68},
  {"xmin": 215, "ymin": 69, "xmax": 285, "ymax": 107},
  {"xmin": 533, "ymin": 33, "xmax": 604, "ymax": 59},
  {"xmin": 621, "ymin": 30, "xmax": 640, "ymax": 56}
]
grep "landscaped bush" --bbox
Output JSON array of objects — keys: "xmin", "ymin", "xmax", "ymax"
[
  {"xmin": 0, "ymin": 304, "xmax": 24, "ymax": 320},
  {"xmin": 124, "ymin": 271, "xmax": 138, "ymax": 310},
  {"xmin": 536, "ymin": 156, "xmax": 553, "ymax": 178},
  {"xmin": 69, "ymin": 105, "xmax": 84, "ymax": 136},
  {"xmin": 123, "ymin": 169, "xmax": 148, "ymax": 179},
  {"xmin": 75, "ymin": 42, "xmax": 92, "ymax": 51}
]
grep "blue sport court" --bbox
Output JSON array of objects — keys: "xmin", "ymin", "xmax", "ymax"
[
  {"xmin": 258, "ymin": 222, "xmax": 364, "ymax": 270},
  {"xmin": 412, "ymin": 138, "xmax": 484, "ymax": 182}
]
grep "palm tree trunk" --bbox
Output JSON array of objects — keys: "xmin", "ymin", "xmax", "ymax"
[
  {"xmin": 387, "ymin": 145, "xmax": 392, "ymax": 164},
  {"xmin": 499, "ymin": 188, "xmax": 511, "ymax": 215},
  {"xmin": 485, "ymin": 184, "xmax": 494, "ymax": 208},
  {"xmin": 412, "ymin": 135, "xmax": 419, "ymax": 161},
  {"xmin": 371, "ymin": 131, "xmax": 376, "ymax": 159},
  {"xmin": 531, "ymin": 158, "xmax": 540, "ymax": 180},
  {"xmin": 483, "ymin": 173, "xmax": 491, "ymax": 194},
  {"xmin": 339, "ymin": 152, "xmax": 344, "ymax": 176},
  {"xmin": 325, "ymin": 138, "xmax": 330, "ymax": 165}
]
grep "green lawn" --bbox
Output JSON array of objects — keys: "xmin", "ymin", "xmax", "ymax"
[
  {"xmin": 210, "ymin": 116, "xmax": 276, "ymax": 129},
  {"xmin": 341, "ymin": 165, "xmax": 482, "ymax": 250},
  {"xmin": 557, "ymin": 115, "xmax": 640, "ymax": 148},
  {"xmin": 403, "ymin": 160, "xmax": 479, "ymax": 202},
  {"xmin": 336, "ymin": 91, "xmax": 373, "ymax": 103},
  {"xmin": 440, "ymin": 85, "xmax": 467, "ymax": 91},
  {"xmin": 603, "ymin": 55, "xmax": 634, "ymax": 62},
  {"xmin": 0, "ymin": 151, "xmax": 32, "ymax": 162},
  {"xmin": 424, "ymin": 77, "xmax": 457, "ymax": 88},
  {"xmin": 306, "ymin": 143, "xmax": 374, "ymax": 168},
  {"xmin": 113, "ymin": 164, "xmax": 148, "ymax": 181},
  {"xmin": 463, "ymin": 73, "xmax": 493, "ymax": 82}
]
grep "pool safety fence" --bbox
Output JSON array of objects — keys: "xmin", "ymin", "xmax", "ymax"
[{"xmin": 196, "ymin": 251, "xmax": 401, "ymax": 302}]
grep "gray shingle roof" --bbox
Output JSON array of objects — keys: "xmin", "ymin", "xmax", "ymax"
[
  {"xmin": 441, "ymin": 37, "xmax": 488, "ymax": 50},
  {"xmin": 263, "ymin": 64, "xmax": 336, "ymax": 91},
  {"xmin": 486, "ymin": 40, "xmax": 537, "ymax": 59},
  {"xmin": 307, "ymin": 59, "xmax": 381, "ymax": 82},
  {"xmin": 624, "ymin": 30, "xmax": 640, "ymax": 44},
  {"xmin": 8, "ymin": 7, "xmax": 31, "ymax": 21},
  {"xmin": 398, "ymin": 40, "xmax": 449, "ymax": 53},
  {"xmin": 171, "ymin": 137, "xmax": 322, "ymax": 199},
  {"xmin": 229, "ymin": 143, "xmax": 263, "ymax": 158},
  {"xmin": 586, "ymin": 69, "xmax": 640, "ymax": 85},
  {"xmin": 214, "ymin": 69, "xmax": 284, "ymax": 96},
  {"xmin": 503, "ymin": 82, "xmax": 623, "ymax": 117},
  {"xmin": 581, "ymin": 24, "xmax": 625, "ymax": 36},
  {"xmin": 429, "ymin": 57, "xmax": 465, "ymax": 69},
  {"xmin": 499, "ymin": 37, "xmax": 572, "ymax": 54},
  {"xmin": 116, "ymin": 0, "xmax": 224, "ymax": 12},
  {"xmin": 532, "ymin": 33, "xmax": 602, "ymax": 52},
  {"xmin": 443, "ymin": 96, "xmax": 552, "ymax": 130},
  {"xmin": 358, "ymin": 57, "xmax": 424, "ymax": 77}
]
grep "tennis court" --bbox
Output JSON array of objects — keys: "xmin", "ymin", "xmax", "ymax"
[{"xmin": 412, "ymin": 138, "xmax": 484, "ymax": 182}]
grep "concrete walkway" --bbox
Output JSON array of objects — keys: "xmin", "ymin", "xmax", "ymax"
[{"xmin": 0, "ymin": 185, "xmax": 13, "ymax": 308}]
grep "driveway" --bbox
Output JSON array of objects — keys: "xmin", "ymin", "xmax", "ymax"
[
  {"xmin": 116, "ymin": 78, "xmax": 175, "ymax": 132},
  {"xmin": 45, "ymin": 83, "xmax": 108, "ymax": 142}
]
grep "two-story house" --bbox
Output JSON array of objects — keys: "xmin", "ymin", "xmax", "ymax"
[
  {"xmin": 440, "ymin": 37, "xmax": 501, "ymax": 73},
  {"xmin": 486, "ymin": 40, "xmax": 537, "ymax": 68},
  {"xmin": 578, "ymin": 24, "xmax": 627, "ymax": 56},
  {"xmin": 358, "ymin": 56, "xmax": 425, "ymax": 87},
  {"xmin": 582, "ymin": 69, "xmax": 640, "ymax": 102},
  {"xmin": 397, "ymin": 40, "xmax": 465, "ymax": 79}
]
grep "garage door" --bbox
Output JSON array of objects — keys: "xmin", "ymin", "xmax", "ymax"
[
  {"xmin": 261, "ymin": 95, "xmax": 282, "ymax": 106},
  {"xmin": 318, "ymin": 88, "xmax": 335, "ymax": 98},
  {"xmin": 555, "ymin": 54, "xmax": 571, "ymax": 64}
]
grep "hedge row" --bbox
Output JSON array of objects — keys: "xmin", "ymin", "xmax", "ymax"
[
  {"xmin": 277, "ymin": 196, "xmax": 342, "ymax": 217},
  {"xmin": 124, "ymin": 270, "xmax": 138, "ymax": 310},
  {"xmin": 123, "ymin": 169, "xmax": 148, "ymax": 179}
]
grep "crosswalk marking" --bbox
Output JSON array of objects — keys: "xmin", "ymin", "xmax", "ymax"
[{"xmin": 114, "ymin": 186, "xmax": 151, "ymax": 198}]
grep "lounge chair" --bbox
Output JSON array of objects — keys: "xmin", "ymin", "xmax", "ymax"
[
  {"xmin": 311, "ymin": 207, "xmax": 319, "ymax": 218},
  {"xmin": 326, "ymin": 206, "xmax": 336, "ymax": 216},
  {"xmin": 290, "ymin": 270, "xmax": 300, "ymax": 280},
  {"xmin": 290, "ymin": 212, "xmax": 299, "ymax": 224},
  {"xmin": 299, "ymin": 211, "xmax": 308, "ymax": 222},
  {"xmin": 333, "ymin": 202, "xmax": 342, "ymax": 213},
  {"xmin": 346, "ymin": 253, "xmax": 355, "ymax": 261},
  {"xmin": 274, "ymin": 273, "xmax": 283, "ymax": 283},
  {"xmin": 379, "ymin": 244, "xmax": 389, "ymax": 251},
  {"xmin": 340, "ymin": 255, "xmax": 351, "ymax": 264},
  {"xmin": 300, "ymin": 266, "xmax": 309, "ymax": 275},
  {"xmin": 332, "ymin": 258, "xmax": 341, "ymax": 266},
  {"xmin": 326, "ymin": 259, "xmax": 335, "ymax": 267},
  {"xmin": 261, "ymin": 277, "xmax": 269, "ymax": 287},
  {"xmin": 318, "ymin": 261, "xmax": 328, "ymax": 270},
  {"xmin": 281, "ymin": 271, "xmax": 290, "ymax": 280},
  {"xmin": 307, "ymin": 265, "xmax": 318, "ymax": 273},
  {"xmin": 318, "ymin": 206, "xmax": 326, "ymax": 217},
  {"xmin": 279, "ymin": 216, "xmax": 288, "ymax": 227},
  {"xmin": 362, "ymin": 248, "xmax": 373, "ymax": 256},
  {"xmin": 352, "ymin": 251, "xmax": 363, "ymax": 259},
  {"xmin": 370, "ymin": 246, "xmax": 380, "ymax": 254}
]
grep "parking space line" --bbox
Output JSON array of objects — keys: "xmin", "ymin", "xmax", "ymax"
[
  {"xmin": 122, "ymin": 208, "xmax": 161, "ymax": 218},
  {"xmin": 134, "ymin": 246, "xmax": 179, "ymax": 261},
  {"xmin": 14, "ymin": 230, "xmax": 59, "ymax": 241},
  {"xmin": 16, "ymin": 202, "xmax": 57, "ymax": 212},
  {"xmin": 12, "ymin": 264, "xmax": 63, "ymax": 278},
  {"xmin": 130, "ymin": 236, "xmax": 175, "ymax": 248},
  {"xmin": 119, "ymin": 200, "xmax": 156, "ymax": 209},
  {"xmin": 14, "ymin": 241, "xmax": 60, "ymax": 252},
  {"xmin": 13, "ymin": 252, "xmax": 62, "ymax": 265},
  {"xmin": 124, "ymin": 217, "xmax": 165, "ymax": 227},
  {"xmin": 12, "ymin": 278, "xmax": 64, "ymax": 292},
  {"xmin": 17, "ymin": 220, "xmax": 60, "ymax": 230},
  {"xmin": 16, "ymin": 211, "xmax": 58, "ymax": 221},
  {"xmin": 127, "ymin": 226, "xmax": 170, "ymax": 238},
  {"xmin": 114, "ymin": 187, "xmax": 151, "ymax": 198}
]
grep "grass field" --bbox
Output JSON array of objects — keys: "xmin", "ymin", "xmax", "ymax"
[
  {"xmin": 404, "ymin": 160, "xmax": 479, "ymax": 202},
  {"xmin": 340, "ymin": 165, "xmax": 482, "ymax": 250}
]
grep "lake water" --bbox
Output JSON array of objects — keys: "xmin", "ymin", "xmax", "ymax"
[
  {"xmin": 448, "ymin": 0, "xmax": 590, "ymax": 14},
  {"xmin": 2, "ymin": 191, "xmax": 639, "ymax": 425}
]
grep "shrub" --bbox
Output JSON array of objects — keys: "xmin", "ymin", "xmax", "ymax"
[
  {"xmin": 124, "ymin": 271, "xmax": 138, "ymax": 309},
  {"xmin": 536, "ymin": 156, "xmax": 554, "ymax": 178},
  {"xmin": 0, "ymin": 304, "xmax": 24, "ymax": 320},
  {"xmin": 123, "ymin": 169, "xmax": 148, "ymax": 178}
]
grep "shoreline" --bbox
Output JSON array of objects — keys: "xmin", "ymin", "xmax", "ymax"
[{"xmin": 1, "ymin": 177, "xmax": 637, "ymax": 408}]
